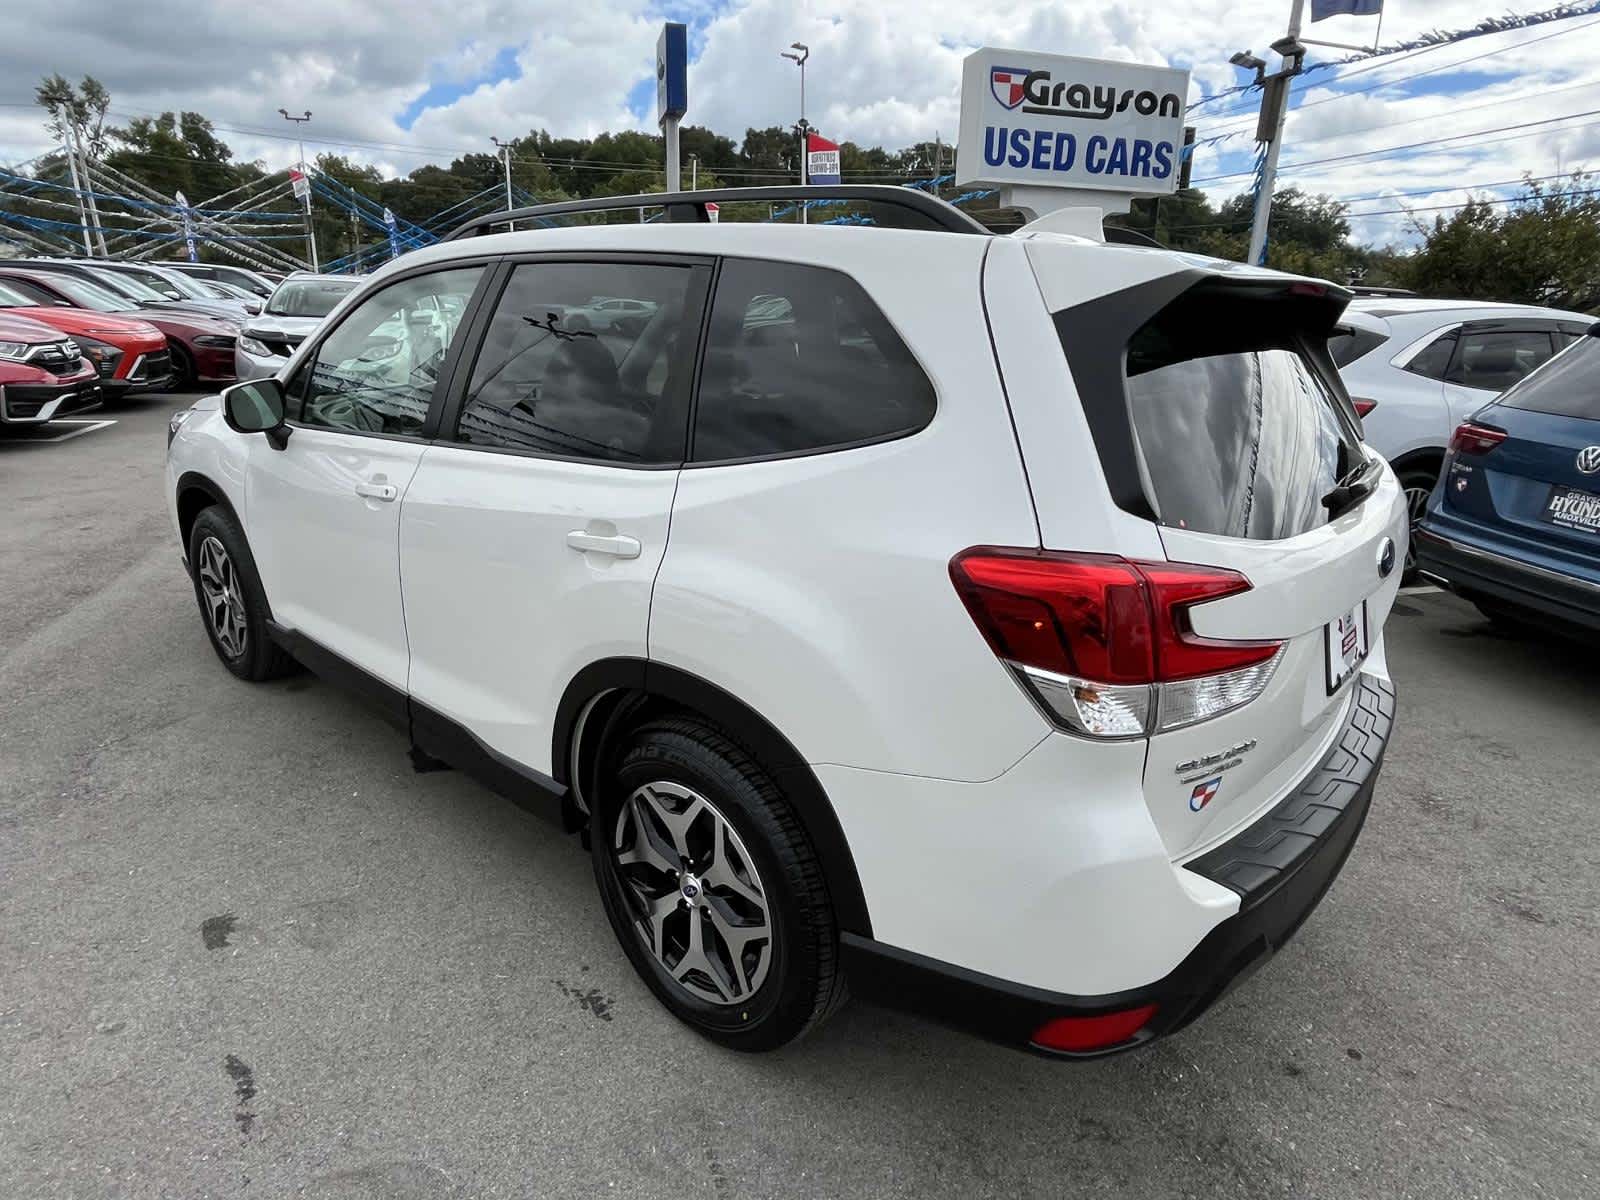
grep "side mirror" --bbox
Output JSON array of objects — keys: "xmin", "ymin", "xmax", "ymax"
[{"xmin": 221, "ymin": 378, "xmax": 291, "ymax": 450}]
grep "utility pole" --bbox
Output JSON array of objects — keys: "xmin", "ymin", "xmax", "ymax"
[
  {"xmin": 65, "ymin": 117, "xmax": 107, "ymax": 256},
  {"xmin": 782, "ymin": 42, "xmax": 810, "ymax": 224},
  {"xmin": 58, "ymin": 134, "xmax": 94, "ymax": 256},
  {"xmin": 1239, "ymin": 1, "xmax": 1307, "ymax": 266},
  {"xmin": 688, "ymin": 152, "xmax": 699, "ymax": 190},
  {"xmin": 490, "ymin": 136, "xmax": 515, "ymax": 230},
  {"xmin": 278, "ymin": 108, "xmax": 318, "ymax": 271}
]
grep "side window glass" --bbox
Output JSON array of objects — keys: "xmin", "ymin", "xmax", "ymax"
[
  {"xmin": 296, "ymin": 267, "xmax": 483, "ymax": 435},
  {"xmin": 1403, "ymin": 331, "xmax": 1457, "ymax": 381},
  {"xmin": 1447, "ymin": 329, "xmax": 1555, "ymax": 392},
  {"xmin": 454, "ymin": 261, "xmax": 697, "ymax": 464},
  {"xmin": 692, "ymin": 259, "xmax": 936, "ymax": 462}
]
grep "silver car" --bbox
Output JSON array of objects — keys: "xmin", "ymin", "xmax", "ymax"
[
  {"xmin": 235, "ymin": 274, "xmax": 361, "ymax": 380},
  {"xmin": 1331, "ymin": 298, "xmax": 1594, "ymax": 575}
]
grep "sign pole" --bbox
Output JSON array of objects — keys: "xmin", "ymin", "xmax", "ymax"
[
  {"xmin": 1246, "ymin": 0, "xmax": 1307, "ymax": 266},
  {"xmin": 657, "ymin": 23, "xmax": 688, "ymax": 197},
  {"xmin": 664, "ymin": 117, "xmax": 681, "ymax": 193}
]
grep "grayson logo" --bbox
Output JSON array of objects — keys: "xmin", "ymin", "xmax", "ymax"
[
  {"xmin": 1189, "ymin": 777, "xmax": 1222, "ymax": 813},
  {"xmin": 1576, "ymin": 445, "xmax": 1600, "ymax": 475},
  {"xmin": 1001, "ymin": 69, "xmax": 1183, "ymax": 121}
]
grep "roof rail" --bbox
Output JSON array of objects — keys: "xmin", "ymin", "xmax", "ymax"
[{"xmin": 441, "ymin": 185, "xmax": 991, "ymax": 241}]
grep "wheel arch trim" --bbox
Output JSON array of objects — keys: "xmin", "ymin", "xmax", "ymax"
[{"xmin": 553, "ymin": 657, "xmax": 874, "ymax": 937}]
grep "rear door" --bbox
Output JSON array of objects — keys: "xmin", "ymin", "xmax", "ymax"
[
  {"xmin": 399, "ymin": 255, "xmax": 710, "ymax": 777},
  {"xmin": 1025, "ymin": 248, "xmax": 1409, "ymax": 860}
]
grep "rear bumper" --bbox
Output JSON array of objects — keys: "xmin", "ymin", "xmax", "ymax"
[
  {"xmin": 1415, "ymin": 525, "xmax": 1600, "ymax": 633},
  {"xmin": 842, "ymin": 674, "xmax": 1395, "ymax": 1057}
]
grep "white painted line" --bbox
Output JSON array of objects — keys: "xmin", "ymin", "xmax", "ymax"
[
  {"xmin": 24, "ymin": 418, "xmax": 118, "ymax": 444},
  {"xmin": 1400, "ymin": 584, "xmax": 1442, "ymax": 596}
]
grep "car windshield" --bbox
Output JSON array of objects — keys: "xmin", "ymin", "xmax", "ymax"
[
  {"xmin": 0, "ymin": 281, "xmax": 36, "ymax": 307},
  {"xmin": 266, "ymin": 279, "xmax": 358, "ymax": 318},
  {"xmin": 86, "ymin": 269, "xmax": 165, "ymax": 303},
  {"xmin": 41, "ymin": 276, "xmax": 128, "ymax": 313},
  {"xmin": 143, "ymin": 268, "xmax": 215, "ymax": 301}
]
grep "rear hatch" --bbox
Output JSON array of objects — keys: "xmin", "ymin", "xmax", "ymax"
[
  {"xmin": 1438, "ymin": 333, "xmax": 1600, "ymax": 574},
  {"xmin": 1023, "ymin": 247, "xmax": 1408, "ymax": 860}
]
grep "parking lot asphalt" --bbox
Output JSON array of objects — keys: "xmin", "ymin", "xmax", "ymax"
[{"xmin": 2, "ymin": 398, "xmax": 1598, "ymax": 1200}]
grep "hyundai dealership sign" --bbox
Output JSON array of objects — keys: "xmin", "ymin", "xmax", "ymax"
[{"xmin": 956, "ymin": 48, "xmax": 1189, "ymax": 197}]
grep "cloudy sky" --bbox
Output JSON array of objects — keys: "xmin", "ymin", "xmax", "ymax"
[{"xmin": 2, "ymin": 0, "xmax": 1598, "ymax": 247}]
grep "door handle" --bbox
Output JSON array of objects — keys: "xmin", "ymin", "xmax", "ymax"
[
  {"xmin": 566, "ymin": 530, "xmax": 641, "ymax": 559},
  {"xmin": 355, "ymin": 481, "xmax": 398, "ymax": 502}
]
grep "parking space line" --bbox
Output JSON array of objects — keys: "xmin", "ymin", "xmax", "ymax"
[
  {"xmin": 12, "ymin": 418, "xmax": 118, "ymax": 445},
  {"xmin": 1399, "ymin": 584, "xmax": 1441, "ymax": 596}
]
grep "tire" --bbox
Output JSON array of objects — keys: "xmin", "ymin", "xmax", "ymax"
[
  {"xmin": 1470, "ymin": 596, "xmax": 1537, "ymax": 635},
  {"xmin": 186, "ymin": 505, "xmax": 297, "ymax": 682},
  {"xmin": 592, "ymin": 717, "xmax": 845, "ymax": 1051},
  {"xmin": 167, "ymin": 341, "xmax": 195, "ymax": 391},
  {"xmin": 1398, "ymin": 465, "xmax": 1440, "ymax": 584}
]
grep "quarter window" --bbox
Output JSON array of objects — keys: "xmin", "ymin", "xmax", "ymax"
[
  {"xmin": 1403, "ymin": 331, "xmax": 1457, "ymax": 381},
  {"xmin": 691, "ymin": 259, "xmax": 936, "ymax": 462},
  {"xmin": 290, "ymin": 267, "xmax": 483, "ymax": 436},
  {"xmin": 452, "ymin": 261, "xmax": 699, "ymax": 465}
]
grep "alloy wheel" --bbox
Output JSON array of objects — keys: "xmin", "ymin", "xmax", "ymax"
[
  {"xmin": 197, "ymin": 536, "xmax": 248, "ymax": 658},
  {"xmin": 610, "ymin": 780, "xmax": 772, "ymax": 1006},
  {"xmin": 1404, "ymin": 484, "xmax": 1431, "ymax": 575}
]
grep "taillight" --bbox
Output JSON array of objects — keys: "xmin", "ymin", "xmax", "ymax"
[
  {"xmin": 1352, "ymin": 398, "xmax": 1377, "ymax": 417},
  {"xmin": 1449, "ymin": 421, "xmax": 1506, "ymax": 455},
  {"xmin": 950, "ymin": 549, "xmax": 1283, "ymax": 739}
]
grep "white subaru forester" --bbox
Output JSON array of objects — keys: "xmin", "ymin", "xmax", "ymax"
[{"xmin": 166, "ymin": 187, "xmax": 1403, "ymax": 1057}]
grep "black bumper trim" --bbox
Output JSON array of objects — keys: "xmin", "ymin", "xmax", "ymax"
[
  {"xmin": 1415, "ymin": 527, "xmax": 1600, "ymax": 632},
  {"xmin": 840, "ymin": 674, "xmax": 1395, "ymax": 1058}
]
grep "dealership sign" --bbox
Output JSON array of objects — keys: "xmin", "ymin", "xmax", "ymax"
[
  {"xmin": 807, "ymin": 132, "xmax": 841, "ymax": 185},
  {"xmin": 956, "ymin": 48, "xmax": 1189, "ymax": 197}
]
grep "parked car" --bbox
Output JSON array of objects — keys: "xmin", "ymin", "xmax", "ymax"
[
  {"xmin": 194, "ymin": 278, "xmax": 263, "ymax": 315},
  {"xmin": 234, "ymin": 273, "xmax": 361, "ymax": 380},
  {"xmin": 6, "ymin": 259, "xmax": 244, "ymax": 323},
  {"xmin": 167, "ymin": 187, "xmax": 1404, "ymax": 1057},
  {"xmin": 1417, "ymin": 325, "xmax": 1600, "ymax": 636},
  {"xmin": 565, "ymin": 296, "xmax": 659, "ymax": 336},
  {"xmin": 163, "ymin": 261, "xmax": 277, "ymax": 299},
  {"xmin": 1330, "ymin": 298, "xmax": 1594, "ymax": 575},
  {"xmin": 0, "ymin": 268, "xmax": 236, "ymax": 389},
  {"xmin": 0, "ymin": 310, "xmax": 99, "ymax": 428},
  {"xmin": 0, "ymin": 278, "xmax": 170, "ymax": 399},
  {"xmin": 87, "ymin": 260, "xmax": 253, "ymax": 319}
]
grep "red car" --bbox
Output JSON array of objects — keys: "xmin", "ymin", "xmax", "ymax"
[
  {"xmin": 0, "ymin": 310, "xmax": 99, "ymax": 429},
  {"xmin": 0, "ymin": 275, "xmax": 172, "ymax": 400},
  {"xmin": 0, "ymin": 268, "xmax": 236, "ymax": 389}
]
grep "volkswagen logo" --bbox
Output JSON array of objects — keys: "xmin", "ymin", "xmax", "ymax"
[
  {"xmin": 1577, "ymin": 446, "xmax": 1600, "ymax": 475},
  {"xmin": 1376, "ymin": 536, "xmax": 1396, "ymax": 579}
]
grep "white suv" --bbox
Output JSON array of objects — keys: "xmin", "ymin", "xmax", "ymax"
[{"xmin": 165, "ymin": 187, "xmax": 1404, "ymax": 1057}]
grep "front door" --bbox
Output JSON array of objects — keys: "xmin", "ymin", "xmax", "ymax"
[
  {"xmin": 245, "ymin": 264, "xmax": 489, "ymax": 693},
  {"xmin": 400, "ymin": 256, "xmax": 710, "ymax": 777}
]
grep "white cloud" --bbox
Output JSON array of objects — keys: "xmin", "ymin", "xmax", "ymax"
[{"xmin": 2, "ymin": 0, "xmax": 1598, "ymax": 247}]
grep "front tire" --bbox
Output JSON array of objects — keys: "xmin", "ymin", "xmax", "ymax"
[
  {"xmin": 187, "ymin": 506, "xmax": 297, "ymax": 681},
  {"xmin": 592, "ymin": 718, "xmax": 845, "ymax": 1051},
  {"xmin": 167, "ymin": 341, "xmax": 195, "ymax": 391}
]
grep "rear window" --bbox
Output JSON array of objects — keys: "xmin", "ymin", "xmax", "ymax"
[
  {"xmin": 1119, "ymin": 288, "xmax": 1363, "ymax": 540},
  {"xmin": 1328, "ymin": 326, "xmax": 1387, "ymax": 367},
  {"xmin": 1494, "ymin": 336, "xmax": 1600, "ymax": 420}
]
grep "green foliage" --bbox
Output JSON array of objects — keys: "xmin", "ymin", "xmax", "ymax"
[{"xmin": 1398, "ymin": 174, "xmax": 1600, "ymax": 313}]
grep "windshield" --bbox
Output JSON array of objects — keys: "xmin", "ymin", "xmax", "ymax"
[
  {"xmin": 1495, "ymin": 336, "xmax": 1600, "ymax": 421},
  {"xmin": 43, "ymin": 276, "xmax": 128, "ymax": 313},
  {"xmin": 86, "ymin": 269, "xmax": 165, "ymax": 303},
  {"xmin": 0, "ymin": 281, "xmax": 36, "ymax": 307},
  {"xmin": 266, "ymin": 279, "xmax": 358, "ymax": 318},
  {"xmin": 140, "ymin": 268, "xmax": 214, "ymax": 301}
]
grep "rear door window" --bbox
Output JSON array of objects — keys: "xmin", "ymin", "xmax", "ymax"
[
  {"xmin": 1446, "ymin": 327, "xmax": 1556, "ymax": 393},
  {"xmin": 1494, "ymin": 336, "xmax": 1600, "ymax": 419},
  {"xmin": 691, "ymin": 259, "xmax": 936, "ymax": 462}
]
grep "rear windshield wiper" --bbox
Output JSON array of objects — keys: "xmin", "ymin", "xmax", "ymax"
[{"xmin": 1322, "ymin": 454, "xmax": 1379, "ymax": 519}]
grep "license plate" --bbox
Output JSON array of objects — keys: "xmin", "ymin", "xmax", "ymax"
[
  {"xmin": 1325, "ymin": 601, "xmax": 1370, "ymax": 695},
  {"xmin": 1542, "ymin": 485, "xmax": 1600, "ymax": 535}
]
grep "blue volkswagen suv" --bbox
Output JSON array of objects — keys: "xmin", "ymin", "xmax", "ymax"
[{"xmin": 1416, "ymin": 324, "xmax": 1600, "ymax": 634}]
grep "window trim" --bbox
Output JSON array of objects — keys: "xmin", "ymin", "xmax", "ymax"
[
  {"xmin": 433, "ymin": 250, "xmax": 716, "ymax": 471},
  {"xmin": 683, "ymin": 254, "xmax": 941, "ymax": 468},
  {"xmin": 282, "ymin": 257, "xmax": 500, "ymax": 443}
]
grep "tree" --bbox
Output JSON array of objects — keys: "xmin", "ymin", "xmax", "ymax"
[
  {"xmin": 1400, "ymin": 174, "xmax": 1600, "ymax": 312},
  {"xmin": 35, "ymin": 74, "xmax": 111, "ymax": 156},
  {"xmin": 106, "ymin": 111, "xmax": 242, "ymax": 199}
]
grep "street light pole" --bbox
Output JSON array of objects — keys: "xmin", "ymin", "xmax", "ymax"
[
  {"xmin": 278, "ymin": 108, "xmax": 318, "ymax": 271},
  {"xmin": 781, "ymin": 41, "xmax": 810, "ymax": 224},
  {"xmin": 1240, "ymin": 0, "xmax": 1307, "ymax": 267}
]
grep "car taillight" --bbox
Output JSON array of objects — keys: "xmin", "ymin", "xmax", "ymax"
[
  {"xmin": 949, "ymin": 549, "xmax": 1283, "ymax": 739},
  {"xmin": 1449, "ymin": 421, "xmax": 1506, "ymax": 455},
  {"xmin": 1352, "ymin": 398, "xmax": 1377, "ymax": 417}
]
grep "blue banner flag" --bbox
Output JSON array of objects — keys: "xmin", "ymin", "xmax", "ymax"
[{"xmin": 1311, "ymin": 0, "xmax": 1383, "ymax": 20}]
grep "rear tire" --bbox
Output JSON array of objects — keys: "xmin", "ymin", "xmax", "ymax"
[
  {"xmin": 592, "ymin": 717, "xmax": 845, "ymax": 1051},
  {"xmin": 1398, "ymin": 465, "xmax": 1439, "ymax": 585},
  {"xmin": 186, "ymin": 506, "xmax": 297, "ymax": 681}
]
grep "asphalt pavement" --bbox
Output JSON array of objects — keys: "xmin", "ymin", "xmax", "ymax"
[{"xmin": 2, "ymin": 399, "xmax": 1597, "ymax": 1199}]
